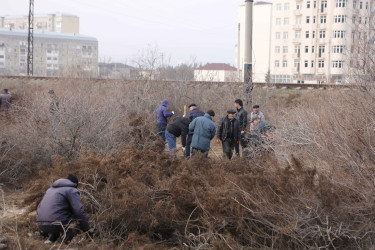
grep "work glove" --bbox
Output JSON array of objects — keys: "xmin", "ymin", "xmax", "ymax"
[
  {"xmin": 182, "ymin": 147, "xmax": 186, "ymax": 152},
  {"xmin": 171, "ymin": 111, "xmax": 175, "ymax": 115},
  {"xmin": 217, "ymin": 139, "xmax": 221, "ymax": 144}
]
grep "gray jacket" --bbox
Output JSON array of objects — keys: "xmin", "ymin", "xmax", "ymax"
[
  {"xmin": 37, "ymin": 179, "xmax": 90, "ymax": 232},
  {"xmin": 189, "ymin": 114, "xmax": 216, "ymax": 152},
  {"xmin": 0, "ymin": 93, "xmax": 12, "ymax": 111}
]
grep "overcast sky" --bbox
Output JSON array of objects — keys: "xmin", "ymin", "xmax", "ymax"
[{"xmin": 1, "ymin": 0, "xmax": 265, "ymax": 66}]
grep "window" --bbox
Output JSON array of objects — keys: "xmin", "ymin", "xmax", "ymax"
[
  {"xmin": 318, "ymin": 60, "xmax": 325, "ymax": 68},
  {"xmin": 365, "ymin": 17, "xmax": 368, "ymax": 24},
  {"xmin": 284, "ymin": 17, "xmax": 289, "ymax": 25},
  {"xmin": 307, "ymin": 1, "xmax": 311, "ymax": 8},
  {"xmin": 312, "ymin": 46, "xmax": 315, "ymax": 53},
  {"xmin": 314, "ymin": 1, "xmax": 317, "ymax": 8},
  {"xmin": 321, "ymin": 0, "xmax": 328, "ymax": 11},
  {"xmin": 353, "ymin": 16, "xmax": 356, "ymax": 24},
  {"xmin": 283, "ymin": 32, "xmax": 289, "ymax": 39},
  {"xmin": 332, "ymin": 45, "xmax": 345, "ymax": 53},
  {"xmin": 283, "ymin": 46, "xmax": 288, "ymax": 53},
  {"xmin": 294, "ymin": 61, "xmax": 300, "ymax": 69},
  {"xmin": 304, "ymin": 60, "xmax": 309, "ymax": 67},
  {"xmin": 275, "ymin": 60, "xmax": 280, "ymax": 67},
  {"xmin": 321, "ymin": 16, "xmax": 327, "ymax": 23},
  {"xmin": 283, "ymin": 60, "xmax": 288, "ymax": 67},
  {"xmin": 336, "ymin": 0, "xmax": 347, "ymax": 7},
  {"xmin": 312, "ymin": 31, "xmax": 316, "ymax": 38},
  {"xmin": 275, "ymin": 46, "xmax": 280, "ymax": 53},
  {"xmin": 334, "ymin": 15, "xmax": 347, "ymax": 23},
  {"xmin": 333, "ymin": 30, "xmax": 346, "ymax": 38},
  {"xmin": 276, "ymin": 32, "xmax": 281, "ymax": 39},
  {"xmin": 306, "ymin": 16, "xmax": 310, "ymax": 23},
  {"xmin": 277, "ymin": 3, "xmax": 282, "ymax": 10},
  {"xmin": 353, "ymin": 0, "xmax": 357, "ymax": 8},
  {"xmin": 313, "ymin": 16, "xmax": 316, "ymax": 23},
  {"xmin": 311, "ymin": 61, "xmax": 315, "ymax": 67},
  {"xmin": 295, "ymin": 46, "xmax": 301, "ymax": 54},
  {"xmin": 285, "ymin": 3, "xmax": 290, "ymax": 10},
  {"xmin": 366, "ymin": 2, "xmax": 368, "ymax": 9},
  {"xmin": 296, "ymin": 17, "xmax": 302, "ymax": 24},
  {"xmin": 276, "ymin": 18, "xmax": 281, "ymax": 25},
  {"xmin": 305, "ymin": 46, "xmax": 309, "ymax": 53},
  {"xmin": 359, "ymin": 17, "xmax": 362, "ymax": 24},
  {"xmin": 295, "ymin": 31, "xmax": 301, "ymax": 39},
  {"xmin": 306, "ymin": 31, "xmax": 310, "ymax": 38},
  {"xmin": 360, "ymin": 2, "xmax": 363, "ymax": 9},
  {"xmin": 332, "ymin": 61, "xmax": 344, "ymax": 68},
  {"xmin": 320, "ymin": 30, "xmax": 326, "ymax": 38},
  {"xmin": 319, "ymin": 45, "xmax": 325, "ymax": 57},
  {"xmin": 297, "ymin": 3, "xmax": 302, "ymax": 9}
]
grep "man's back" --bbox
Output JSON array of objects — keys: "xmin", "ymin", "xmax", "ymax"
[{"xmin": 189, "ymin": 114, "xmax": 216, "ymax": 151}]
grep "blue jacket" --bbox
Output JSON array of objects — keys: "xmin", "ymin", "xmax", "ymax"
[
  {"xmin": 156, "ymin": 100, "xmax": 173, "ymax": 125},
  {"xmin": 189, "ymin": 114, "xmax": 216, "ymax": 152},
  {"xmin": 37, "ymin": 179, "xmax": 90, "ymax": 232}
]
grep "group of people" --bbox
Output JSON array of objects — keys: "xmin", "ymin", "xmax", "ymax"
[{"xmin": 156, "ymin": 99, "xmax": 274, "ymax": 159}]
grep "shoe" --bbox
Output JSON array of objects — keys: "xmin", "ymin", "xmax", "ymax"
[{"xmin": 44, "ymin": 240, "xmax": 53, "ymax": 244}]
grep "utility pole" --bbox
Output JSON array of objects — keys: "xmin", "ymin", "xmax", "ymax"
[
  {"xmin": 27, "ymin": 0, "xmax": 34, "ymax": 76},
  {"xmin": 244, "ymin": 0, "xmax": 253, "ymax": 109}
]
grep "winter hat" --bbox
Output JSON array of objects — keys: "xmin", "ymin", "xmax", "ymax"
[
  {"xmin": 227, "ymin": 109, "xmax": 237, "ymax": 114},
  {"xmin": 207, "ymin": 110, "xmax": 215, "ymax": 117},
  {"xmin": 251, "ymin": 115, "xmax": 261, "ymax": 123},
  {"xmin": 67, "ymin": 174, "xmax": 79, "ymax": 185},
  {"xmin": 253, "ymin": 104, "xmax": 260, "ymax": 109},
  {"xmin": 188, "ymin": 103, "xmax": 197, "ymax": 108}
]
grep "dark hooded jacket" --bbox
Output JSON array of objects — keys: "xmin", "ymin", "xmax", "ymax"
[
  {"xmin": 167, "ymin": 116, "xmax": 190, "ymax": 147},
  {"xmin": 156, "ymin": 100, "xmax": 173, "ymax": 125},
  {"xmin": 217, "ymin": 116, "xmax": 241, "ymax": 142},
  {"xmin": 37, "ymin": 179, "xmax": 90, "ymax": 232}
]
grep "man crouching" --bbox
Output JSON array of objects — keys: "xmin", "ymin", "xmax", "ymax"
[{"xmin": 37, "ymin": 174, "xmax": 90, "ymax": 244}]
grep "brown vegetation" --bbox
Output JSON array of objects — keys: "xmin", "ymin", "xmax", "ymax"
[{"xmin": 1, "ymin": 78, "xmax": 375, "ymax": 249}]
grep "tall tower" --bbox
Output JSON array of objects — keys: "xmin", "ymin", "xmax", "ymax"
[{"xmin": 27, "ymin": 0, "xmax": 34, "ymax": 76}]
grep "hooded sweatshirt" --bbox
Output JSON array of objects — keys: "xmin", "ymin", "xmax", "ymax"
[{"xmin": 156, "ymin": 100, "xmax": 173, "ymax": 125}]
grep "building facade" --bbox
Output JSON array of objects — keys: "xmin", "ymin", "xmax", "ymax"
[
  {"xmin": 0, "ymin": 13, "xmax": 79, "ymax": 34},
  {"xmin": 194, "ymin": 63, "xmax": 238, "ymax": 82},
  {"xmin": 237, "ymin": 1, "xmax": 273, "ymax": 83},
  {"xmin": 0, "ymin": 28, "xmax": 98, "ymax": 77},
  {"xmin": 270, "ymin": 0, "xmax": 374, "ymax": 84}
]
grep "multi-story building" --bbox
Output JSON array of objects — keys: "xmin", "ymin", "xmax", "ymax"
[
  {"xmin": 270, "ymin": 0, "xmax": 374, "ymax": 84},
  {"xmin": 0, "ymin": 13, "xmax": 79, "ymax": 33},
  {"xmin": 237, "ymin": 1, "xmax": 273, "ymax": 82},
  {"xmin": 0, "ymin": 28, "xmax": 98, "ymax": 77}
]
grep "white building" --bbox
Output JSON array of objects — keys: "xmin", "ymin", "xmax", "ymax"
[
  {"xmin": 270, "ymin": 0, "xmax": 373, "ymax": 84},
  {"xmin": 194, "ymin": 63, "xmax": 238, "ymax": 82},
  {"xmin": 237, "ymin": 1, "xmax": 273, "ymax": 83}
]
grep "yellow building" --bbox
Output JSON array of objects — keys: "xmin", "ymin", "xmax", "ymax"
[{"xmin": 0, "ymin": 13, "xmax": 79, "ymax": 34}]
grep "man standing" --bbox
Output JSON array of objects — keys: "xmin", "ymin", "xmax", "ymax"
[
  {"xmin": 0, "ymin": 88, "xmax": 12, "ymax": 113},
  {"xmin": 185, "ymin": 103, "xmax": 205, "ymax": 157},
  {"xmin": 37, "ymin": 174, "xmax": 90, "ymax": 244},
  {"xmin": 156, "ymin": 100, "xmax": 174, "ymax": 141},
  {"xmin": 217, "ymin": 109, "xmax": 241, "ymax": 160},
  {"xmin": 165, "ymin": 116, "xmax": 190, "ymax": 153},
  {"xmin": 250, "ymin": 105, "xmax": 265, "ymax": 129},
  {"xmin": 189, "ymin": 110, "xmax": 216, "ymax": 157},
  {"xmin": 234, "ymin": 99, "xmax": 248, "ymax": 156}
]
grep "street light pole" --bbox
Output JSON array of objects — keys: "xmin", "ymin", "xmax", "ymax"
[{"xmin": 244, "ymin": 0, "xmax": 254, "ymax": 109}]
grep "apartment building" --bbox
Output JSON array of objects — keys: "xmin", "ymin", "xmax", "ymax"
[
  {"xmin": 0, "ymin": 13, "xmax": 79, "ymax": 33},
  {"xmin": 0, "ymin": 28, "xmax": 98, "ymax": 77},
  {"xmin": 270, "ymin": 0, "xmax": 374, "ymax": 84},
  {"xmin": 237, "ymin": 1, "xmax": 273, "ymax": 82}
]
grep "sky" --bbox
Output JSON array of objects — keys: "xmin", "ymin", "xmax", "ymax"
[{"xmin": 1, "ymin": 0, "xmax": 261, "ymax": 66}]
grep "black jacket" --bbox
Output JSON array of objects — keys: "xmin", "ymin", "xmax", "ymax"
[
  {"xmin": 167, "ymin": 116, "xmax": 190, "ymax": 147},
  {"xmin": 217, "ymin": 116, "xmax": 241, "ymax": 142},
  {"xmin": 235, "ymin": 107, "xmax": 248, "ymax": 132}
]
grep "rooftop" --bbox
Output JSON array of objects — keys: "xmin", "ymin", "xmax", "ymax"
[
  {"xmin": 0, "ymin": 28, "xmax": 97, "ymax": 42},
  {"xmin": 196, "ymin": 63, "xmax": 237, "ymax": 71}
]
